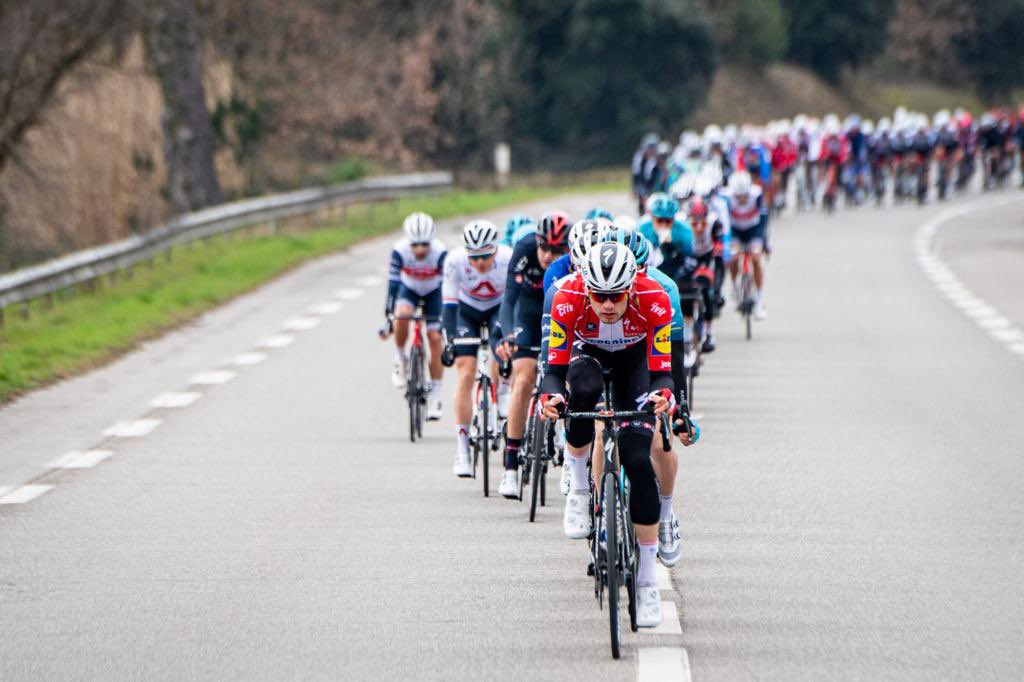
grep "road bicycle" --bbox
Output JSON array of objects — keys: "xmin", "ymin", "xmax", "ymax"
[
  {"xmin": 383, "ymin": 308, "xmax": 432, "ymax": 443},
  {"xmin": 454, "ymin": 326, "xmax": 502, "ymax": 497},
  {"xmin": 735, "ymin": 247, "xmax": 756, "ymax": 340},
  {"xmin": 677, "ymin": 280, "xmax": 707, "ymax": 408},
  {"xmin": 516, "ymin": 353, "xmax": 561, "ymax": 522},
  {"xmin": 563, "ymin": 370, "xmax": 672, "ymax": 660}
]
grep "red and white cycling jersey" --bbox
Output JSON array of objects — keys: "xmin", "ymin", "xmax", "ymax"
[
  {"xmin": 725, "ymin": 184, "xmax": 764, "ymax": 230},
  {"xmin": 442, "ymin": 245, "xmax": 513, "ymax": 311},
  {"xmin": 547, "ymin": 272, "xmax": 673, "ymax": 373}
]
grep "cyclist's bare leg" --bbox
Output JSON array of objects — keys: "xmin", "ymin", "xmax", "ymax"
[
  {"xmin": 426, "ymin": 330, "xmax": 443, "ymax": 381},
  {"xmin": 650, "ymin": 438, "xmax": 677, "ymax": 498},
  {"xmin": 590, "ymin": 422, "xmax": 605, "ymax": 489},
  {"xmin": 393, "ymin": 303, "xmax": 413, "ymax": 352},
  {"xmin": 507, "ymin": 358, "xmax": 536, "ymax": 441},
  {"xmin": 454, "ymin": 356, "xmax": 477, "ymax": 427},
  {"xmin": 752, "ymin": 250, "xmax": 765, "ymax": 291}
]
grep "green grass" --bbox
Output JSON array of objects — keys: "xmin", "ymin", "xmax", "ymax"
[{"xmin": 0, "ymin": 178, "xmax": 624, "ymax": 403}]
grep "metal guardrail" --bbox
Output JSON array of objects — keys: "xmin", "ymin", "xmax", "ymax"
[{"xmin": 0, "ymin": 171, "xmax": 452, "ymax": 325}]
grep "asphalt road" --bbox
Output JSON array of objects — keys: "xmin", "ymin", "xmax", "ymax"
[{"xmin": 1, "ymin": 188, "xmax": 1023, "ymax": 681}]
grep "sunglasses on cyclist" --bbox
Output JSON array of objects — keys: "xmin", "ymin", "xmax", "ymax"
[
  {"xmin": 588, "ymin": 291, "xmax": 629, "ymax": 304},
  {"xmin": 653, "ymin": 217, "xmax": 674, "ymax": 225},
  {"xmin": 539, "ymin": 243, "xmax": 568, "ymax": 255},
  {"xmin": 468, "ymin": 252, "xmax": 494, "ymax": 261}
]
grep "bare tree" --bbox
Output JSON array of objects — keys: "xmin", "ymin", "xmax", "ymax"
[
  {"xmin": 0, "ymin": 0, "xmax": 126, "ymax": 174},
  {"xmin": 143, "ymin": 0, "xmax": 222, "ymax": 212}
]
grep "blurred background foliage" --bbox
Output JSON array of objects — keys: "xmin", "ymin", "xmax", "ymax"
[{"xmin": 2, "ymin": 0, "xmax": 1024, "ymax": 271}]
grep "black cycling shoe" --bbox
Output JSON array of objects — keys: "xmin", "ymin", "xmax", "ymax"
[{"xmin": 701, "ymin": 337, "xmax": 716, "ymax": 354}]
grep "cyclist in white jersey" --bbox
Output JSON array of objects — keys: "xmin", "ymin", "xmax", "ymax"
[
  {"xmin": 440, "ymin": 220, "xmax": 513, "ymax": 477},
  {"xmin": 380, "ymin": 213, "xmax": 447, "ymax": 419},
  {"xmin": 724, "ymin": 171, "xmax": 768, "ymax": 320}
]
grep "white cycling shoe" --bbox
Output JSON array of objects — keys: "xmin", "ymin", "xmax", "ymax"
[
  {"xmin": 636, "ymin": 586, "xmax": 663, "ymax": 628},
  {"xmin": 452, "ymin": 449, "xmax": 472, "ymax": 478},
  {"xmin": 427, "ymin": 399, "xmax": 443, "ymax": 421},
  {"xmin": 658, "ymin": 513, "xmax": 683, "ymax": 567},
  {"xmin": 498, "ymin": 470, "xmax": 519, "ymax": 499},
  {"xmin": 563, "ymin": 491, "xmax": 591, "ymax": 540},
  {"xmin": 754, "ymin": 303, "xmax": 768, "ymax": 321},
  {"xmin": 560, "ymin": 465, "xmax": 572, "ymax": 496},
  {"xmin": 390, "ymin": 362, "xmax": 406, "ymax": 389}
]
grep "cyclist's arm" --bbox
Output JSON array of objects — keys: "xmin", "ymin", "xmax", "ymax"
[
  {"xmin": 499, "ymin": 244, "xmax": 526, "ymax": 343},
  {"xmin": 441, "ymin": 258, "xmax": 460, "ymax": 341},
  {"xmin": 385, "ymin": 248, "xmax": 402, "ymax": 316},
  {"xmin": 538, "ymin": 281, "xmax": 559, "ymax": 374},
  {"xmin": 538, "ymin": 288, "xmax": 578, "ymax": 398},
  {"xmin": 645, "ymin": 290, "xmax": 675, "ymax": 395}
]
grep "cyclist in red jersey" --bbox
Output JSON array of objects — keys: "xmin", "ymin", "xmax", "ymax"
[{"xmin": 539, "ymin": 242, "xmax": 676, "ymax": 628}]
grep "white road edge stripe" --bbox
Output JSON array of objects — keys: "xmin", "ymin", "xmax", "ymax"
[
  {"xmin": 335, "ymin": 288, "xmax": 365, "ymax": 300},
  {"xmin": 915, "ymin": 196, "xmax": 1024, "ymax": 361},
  {"xmin": 103, "ymin": 419, "xmax": 162, "ymax": 437},
  {"xmin": 189, "ymin": 370, "xmax": 237, "ymax": 385},
  {"xmin": 283, "ymin": 316, "xmax": 321, "ymax": 331},
  {"xmin": 231, "ymin": 352, "xmax": 269, "ymax": 366},
  {"xmin": 150, "ymin": 391, "xmax": 203, "ymax": 408},
  {"xmin": 0, "ymin": 485, "xmax": 55, "ymax": 504},
  {"xmin": 48, "ymin": 450, "xmax": 113, "ymax": 469},
  {"xmin": 259, "ymin": 334, "xmax": 296, "ymax": 349}
]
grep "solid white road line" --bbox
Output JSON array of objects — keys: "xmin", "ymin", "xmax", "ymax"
[
  {"xmin": 646, "ymin": 601, "xmax": 684, "ymax": 635},
  {"xmin": 306, "ymin": 301, "xmax": 344, "ymax": 316},
  {"xmin": 283, "ymin": 316, "xmax": 321, "ymax": 331},
  {"xmin": 48, "ymin": 450, "xmax": 113, "ymax": 469},
  {"xmin": 258, "ymin": 334, "xmax": 296, "ymax": 349},
  {"xmin": 655, "ymin": 563, "xmax": 673, "ymax": 591},
  {"xmin": 103, "ymin": 419, "xmax": 162, "ymax": 438},
  {"xmin": 637, "ymin": 647, "xmax": 692, "ymax": 682},
  {"xmin": 189, "ymin": 370, "xmax": 237, "ymax": 385},
  {"xmin": 150, "ymin": 391, "xmax": 203, "ymax": 408},
  {"xmin": 335, "ymin": 288, "xmax": 365, "ymax": 300},
  {"xmin": 231, "ymin": 352, "xmax": 269, "ymax": 366},
  {"xmin": 0, "ymin": 485, "xmax": 55, "ymax": 505}
]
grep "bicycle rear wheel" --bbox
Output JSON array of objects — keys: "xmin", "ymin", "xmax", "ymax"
[
  {"xmin": 604, "ymin": 470, "xmax": 621, "ymax": 659},
  {"xmin": 741, "ymin": 273, "xmax": 754, "ymax": 340}
]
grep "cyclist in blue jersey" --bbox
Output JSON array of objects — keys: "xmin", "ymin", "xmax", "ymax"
[
  {"xmin": 584, "ymin": 207, "xmax": 614, "ymax": 221},
  {"xmin": 502, "ymin": 215, "xmax": 536, "ymax": 246},
  {"xmin": 637, "ymin": 193, "xmax": 694, "ymax": 283}
]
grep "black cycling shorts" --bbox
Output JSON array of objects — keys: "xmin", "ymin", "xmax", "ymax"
[
  {"xmin": 454, "ymin": 303, "xmax": 502, "ymax": 358},
  {"xmin": 511, "ymin": 295, "xmax": 543, "ymax": 360}
]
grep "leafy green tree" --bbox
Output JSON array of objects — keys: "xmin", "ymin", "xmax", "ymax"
[
  {"xmin": 510, "ymin": 0, "xmax": 716, "ymax": 163},
  {"xmin": 954, "ymin": 0, "xmax": 1024, "ymax": 101},
  {"xmin": 704, "ymin": 0, "xmax": 788, "ymax": 69},
  {"xmin": 781, "ymin": 0, "xmax": 894, "ymax": 82}
]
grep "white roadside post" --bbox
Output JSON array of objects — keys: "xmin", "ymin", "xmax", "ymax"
[{"xmin": 494, "ymin": 142, "xmax": 511, "ymax": 189}]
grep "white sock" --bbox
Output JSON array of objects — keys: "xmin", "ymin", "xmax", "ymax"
[
  {"xmin": 430, "ymin": 380, "xmax": 442, "ymax": 398},
  {"xmin": 637, "ymin": 541, "xmax": 659, "ymax": 587},
  {"xmin": 659, "ymin": 495, "xmax": 674, "ymax": 523},
  {"xmin": 567, "ymin": 453, "xmax": 590, "ymax": 494},
  {"xmin": 394, "ymin": 348, "xmax": 407, "ymax": 365},
  {"xmin": 456, "ymin": 425, "xmax": 469, "ymax": 455}
]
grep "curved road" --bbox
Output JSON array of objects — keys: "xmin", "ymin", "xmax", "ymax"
[{"xmin": 1, "ymin": 189, "xmax": 1023, "ymax": 680}]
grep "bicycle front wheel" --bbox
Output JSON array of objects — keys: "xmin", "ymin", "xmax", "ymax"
[
  {"xmin": 604, "ymin": 470, "xmax": 621, "ymax": 659},
  {"xmin": 408, "ymin": 345, "xmax": 422, "ymax": 443},
  {"xmin": 481, "ymin": 382, "xmax": 490, "ymax": 497},
  {"xmin": 529, "ymin": 415, "xmax": 544, "ymax": 521}
]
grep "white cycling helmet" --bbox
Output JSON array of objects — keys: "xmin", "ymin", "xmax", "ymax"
[
  {"xmin": 693, "ymin": 174, "xmax": 717, "ymax": 198},
  {"xmin": 462, "ymin": 219, "xmax": 499, "ymax": 255},
  {"xmin": 728, "ymin": 170, "xmax": 753, "ymax": 196},
  {"xmin": 583, "ymin": 241, "xmax": 637, "ymax": 294},
  {"xmin": 612, "ymin": 215, "xmax": 637, "ymax": 231},
  {"xmin": 669, "ymin": 173, "xmax": 697, "ymax": 202},
  {"xmin": 568, "ymin": 219, "xmax": 610, "ymax": 268},
  {"xmin": 403, "ymin": 212, "xmax": 435, "ymax": 243}
]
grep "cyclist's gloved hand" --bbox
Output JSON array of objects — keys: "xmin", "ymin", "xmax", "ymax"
[
  {"xmin": 673, "ymin": 416, "xmax": 700, "ymax": 446},
  {"xmin": 645, "ymin": 388, "xmax": 675, "ymax": 416},
  {"xmin": 441, "ymin": 342, "xmax": 456, "ymax": 367},
  {"xmin": 378, "ymin": 316, "xmax": 393, "ymax": 339},
  {"xmin": 538, "ymin": 393, "xmax": 565, "ymax": 420}
]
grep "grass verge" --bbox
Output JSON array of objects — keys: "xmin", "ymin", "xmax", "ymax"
[{"xmin": 0, "ymin": 178, "xmax": 624, "ymax": 403}]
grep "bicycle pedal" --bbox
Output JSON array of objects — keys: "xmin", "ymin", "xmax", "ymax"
[{"xmin": 586, "ymin": 562, "xmax": 595, "ymax": 577}]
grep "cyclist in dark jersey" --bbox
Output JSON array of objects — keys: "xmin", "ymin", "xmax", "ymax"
[{"xmin": 495, "ymin": 212, "xmax": 570, "ymax": 498}]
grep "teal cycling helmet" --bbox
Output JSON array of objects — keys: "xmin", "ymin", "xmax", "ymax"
[
  {"xmin": 504, "ymin": 214, "xmax": 535, "ymax": 236},
  {"xmin": 584, "ymin": 207, "xmax": 614, "ymax": 221},
  {"xmin": 604, "ymin": 227, "xmax": 650, "ymax": 267},
  {"xmin": 646, "ymin": 192, "xmax": 679, "ymax": 220}
]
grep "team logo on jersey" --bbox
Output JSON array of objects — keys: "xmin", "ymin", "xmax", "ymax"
[
  {"xmin": 549, "ymin": 320, "xmax": 567, "ymax": 348},
  {"xmin": 652, "ymin": 323, "xmax": 671, "ymax": 355},
  {"xmin": 650, "ymin": 302, "xmax": 667, "ymax": 317},
  {"xmin": 556, "ymin": 303, "xmax": 574, "ymax": 316}
]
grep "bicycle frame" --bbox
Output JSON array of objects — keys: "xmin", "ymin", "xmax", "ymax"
[{"xmin": 453, "ymin": 327, "xmax": 500, "ymax": 494}]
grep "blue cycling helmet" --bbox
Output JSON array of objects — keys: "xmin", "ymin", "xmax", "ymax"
[
  {"xmin": 604, "ymin": 227, "xmax": 650, "ymax": 268},
  {"xmin": 584, "ymin": 207, "xmax": 614, "ymax": 221},
  {"xmin": 646, "ymin": 192, "xmax": 679, "ymax": 220},
  {"xmin": 504, "ymin": 214, "xmax": 534, "ymax": 237}
]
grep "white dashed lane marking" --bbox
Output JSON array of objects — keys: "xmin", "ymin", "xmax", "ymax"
[
  {"xmin": 356, "ymin": 275, "xmax": 383, "ymax": 287},
  {"xmin": 150, "ymin": 391, "xmax": 203, "ymax": 408},
  {"xmin": 259, "ymin": 334, "xmax": 295, "ymax": 349},
  {"xmin": 103, "ymin": 419, "xmax": 162, "ymax": 438},
  {"xmin": 915, "ymin": 197, "xmax": 1024, "ymax": 363},
  {"xmin": 232, "ymin": 352, "xmax": 268, "ymax": 366},
  {"xmin": 0, "ymin": 485, "xmax": 55, "ymax": 505},
  {"xmin": 638, "ymin": 647, "xmax": 692, "ymax": 682},
  {"xmin": 189, "ymin": 370, "xmax": 237, "ymax": 385},
  {"xmin": 48, "ymin": 450, "xmax": 113, "ymax": 469},
  {"xmin": 306, "ymin": 301, "xmax": 344, "ymax": 316},
  {"xmin": 647, "ymin": 601, "xmax": 684, "ymax": 635},
  {"xmin": 282, "ymin": 316, "xmax": 321, "ymax": 331},
  {"xmin": 335, "ymin": 288, "xmax": 365, "ymax": 300}
]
